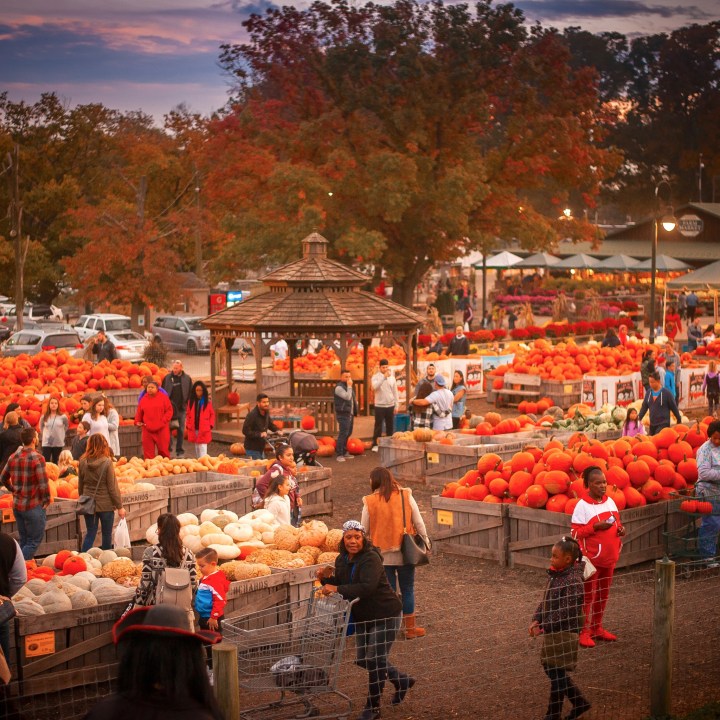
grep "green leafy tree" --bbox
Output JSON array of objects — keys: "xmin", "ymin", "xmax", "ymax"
[{"xmin": 213, "ymin": 0, "xmax": 620, "ymax": 305}]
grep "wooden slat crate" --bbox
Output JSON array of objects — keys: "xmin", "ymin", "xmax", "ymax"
[
  {"xmin": 431, "ymin": 496, "xmax": 507, "ymax": 564},
  {"xmin": 106, "ymin": 389, "xmax": 139, "ymax": 420},
  {"xmin": 617, "ymin": 502, "xmax": 668, "ymax": 569},
  {"xmin": 295, "ymin": 467, "xmax": 333, "ymax": 517},
  {"xmin": 1, "ymin": 500, "xmax": 81, "ymax": 557},
  {"xmin": 152, "ymin": 471, "xmax": 206, "ymax": 486},
  {"xmin": 224, "ymin": 571, "xmax": 291, "ymax": 628},
  {"xmin": 495, "ymin": 372, "xmax": 541, "ymax": 408},
  {"xmin": 474, "ymin": 440, "xmax": 529, "ymax": 462},
  {"xmin": 282, "ymin": 565, "xmax": 322, "ymax": 604},
  {"xmin": 165, "ymin": 472, "xmax": 254, "ymax": 518},
  {"xmin": 118, "ymin": 486, "xmax": 170, "ymax": 543},
  {"xmin": 506, "ymin": 505, "xmax": 572, "ymax": 569},
  {"xmin": 118, "ymin": 424, "xmax": 142, "ymax": 459},
  {"xmin": 424, "ymin": 439, "xmax": 485, "ymax": 488},
  {"xmin": 13, "ymin": 600, "xmax": 128, "ymax": 696},
  {"xmin": 261, "ymin": 369, "xmax": 292, "ymax": 397},
  {"xmin": 378, "ymin": 437, "xmax": 426, "ymax": 484},
  {"xmin": 539, "ymin": 379, "xmax": 582, "ymax": 410}
]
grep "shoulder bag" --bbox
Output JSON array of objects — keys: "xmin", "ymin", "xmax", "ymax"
[
  {"xmin": 400, "ymin": 489, "xmax": 429, "ymax": 566},
  {"xmin": 76, "ymin": 461, "xmax": 106, "ymax": 516}
]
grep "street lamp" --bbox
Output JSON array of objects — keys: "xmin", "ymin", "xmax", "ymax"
[{"xmin": 649, "ymin": 180, "xmax": 677, "ymax": 344}]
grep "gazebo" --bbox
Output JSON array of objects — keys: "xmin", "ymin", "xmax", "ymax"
[{"xmin": 202, "ymin": 232, "xmax": 425, "ymax": 427}]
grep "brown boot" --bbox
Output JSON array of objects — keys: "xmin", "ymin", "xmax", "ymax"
[{"xmin": 403, "ymin": 613, "xmax": 426, "ymax": 639}]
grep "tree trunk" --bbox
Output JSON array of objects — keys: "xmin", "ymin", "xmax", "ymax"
[{"xmin": 391, "ymin": 277, "xmax": 416, "ymax": 308}]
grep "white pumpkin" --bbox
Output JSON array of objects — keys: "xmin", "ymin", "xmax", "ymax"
[
  {"xmin": 183, "ymin": 534, "xmax": 204, "ymax": 554},
  {"xmin": 179, "ymin": 525, "xmax": 201, "ymax": 540},
  {"xmin": 209, "ymin": 543, "xmax": 241, "ymax": 560},
  {"xmin": 98, "ymin": 550, "xmax": 119, "ymax": 566},
  {"xmin": 145, "ymin": 524, "xmax": 159, "ymax": 545},
  {"xmin": 250, "ymin": 519, "xmax": 274, "ymax": 534},
  {"xmin": 177, "ymin": 513, "xmax": 199, "ymax": 527},
  {"xmin": 224, "ymin": 523, "xmax": 254, "ymax": 543},
  {"xmin": 198, "ymin": 521, "xmax": 222, "ymax": 537},
  {"xmin": 239, "ymin": 509, "xmax": 275, "ymax": 525},
  {"xmin": 261, "ymin": 531, "xmax": 275, "ymax": 545},
  {"xmin": 201, "ymin": 533, "xmax": 234, "ymax": 547}
]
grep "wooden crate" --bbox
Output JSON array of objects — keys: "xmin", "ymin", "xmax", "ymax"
[
  {"xmin": 495, "ymin": 372, "xmax": 541, "ymax": 408},
  {"xmin": 539, "ymin": 379, "xmax": 582, "ymax": 410},
  {"xmin": 474, "ymin": 440, "xmax": 529, "ymax": 462},
  {"xmin": 165, "ymin": 472, "xmax": 254, "ymax": 518},
  {"xmin": 378, "ymin": 437, "xmax": 426, "ymax": 484},
  {"xmin": 506, "ymin": 505, "xmax": 572, "ymax": 569},
  {"xmin": 617, "ymin": 502, "xmax": 668, "ymax": 569},
  {"xmin": 118, "ymin": 424, "xmax": 142, "ymax": 458},
  {"xmin": 431, "ymin": 496, "xmax": 507, "ymax": 564},
  {"xmin": 224, "ymin": 571, "xmax": 291, "ymax": 627},
  {"xmin": 106, "ymin": 389, "xmax": 139, "ymax": 420},
  {"xmin": 283, "ymin": 565, "xmax": 323, "ymax": 604},
  {"xmin": 424, "ymin": 438, "xmax": 485, "ymax": 487},
  {"xmin": 119, "ymin": 486, "xmax": 170, "ymax": 543},
  {"xmin": 13, "ymin": 600, "xmax": 128, "ymax": 696},
  {"xmin": 296, "ymin": 467, "xmax": 333, "ymax": 517},
  {"xmin": 262, "ymin": 369, "xmax": 291, "ymax": 398},
  {"xmin": 1, "ymin": 500, "xmax": 81, "ymax": 557}
]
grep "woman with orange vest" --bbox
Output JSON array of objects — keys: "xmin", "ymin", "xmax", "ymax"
[{"xmin": 361, "ymin": 467, "xmax": 430, "ymax": 638}]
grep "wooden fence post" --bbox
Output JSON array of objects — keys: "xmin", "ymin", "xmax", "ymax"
[
  {"xmin": 213, "ymin": 643, "xmax": 240, "ymax": 720},
  {"xmin": 650, "ymin": 557, "xmax": 675, "ymax": 719}
]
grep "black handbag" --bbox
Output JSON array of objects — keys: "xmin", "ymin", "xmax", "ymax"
[
  {"xmin": 0, "ymin": 599, "xmax": 16, "ymax": 625},
  {"xmin": 76, "ymin": 463, "xmax": 105, "ymax": 516},
  {"xmin": 400, "ymin": 489, "xmax": 429, "ymax": 567}
]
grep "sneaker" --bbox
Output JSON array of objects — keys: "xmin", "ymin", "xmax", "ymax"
[
  {"xmin": 344, "ymin": 454, "xmax": 355, "ymax": 460},
  {"xmin": 336, "ymin": 456, "xmax": 346, "ymax": 462},
  {"xmin": 592, "ymin": 627, "xmax": 617, "ymax": 642},
  {"xmin": 578, "ymin": 631, "xmax": 595, "ymax": 648},
  {"xmin": 371, "ymin": 446, "xmax": 379, "ymax": 453}
]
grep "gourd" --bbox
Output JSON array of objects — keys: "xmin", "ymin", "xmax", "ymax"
[
  {"xmin": 321, "ymin": 529, "xmax": 343, "ymax": 553},
  {"xmin": 177, "ymin": 513, "xmax": 199, "ymax": 527},
  {"xmin": 208, "ymin": 509, "xmax": 239, "ymax": 526},
  {"xmin": 14, "ymin": 599, "xmax": 45, "ymax": 616},
  {"xmin": 224, "ymin": 523, "xmax": 254, "ymax": 543},
  {"xmin": 101, "ymin": 559, "xmax": 137, "ymax": 580},
  {"xmin": 298, "ymin": 520, "xmax": 328, "ymax": 548},
  {"xmin": 26, "ymin": 579, "xmax": 48, "ymax": 595},
  {"xmin": 611, "ymin": 406, "xmax": 627, "ymax": 424},
  {"xmin": 146, "ymin": 524, "xmax": 159, "ymax": 545},
  {"xmin": 65, "ymin": 575, "xmax": 92, "ymax": 592},
  {"xmin": 86, "ymin": 547, "xmax": 103, "ymax": 559},
  {"xmin": 208, "ymin": 544, "xmax": 241, "ymax": 561},
  {"xmin": 230, "ymin": 442, "xmax": 245, "ymax": 456},
  {"xmin": 12, "ymin": 586, "xmax": 34, "ymax": 602},
  {"xmin": 42, "ymin": 554, "xmax": 57, "ymax": 569},
  {"xmin": 98, "ymin": 550, "xmax": 119, "ymax": 566},
  {"xmin": 233, "ymin": 562, "xmax": 272, "ymax": 580},
  {"xmin": 37, "ymin": 589, "xmax": 73, "ymax": 613},
  {"xmin": 317, "ymin": 551, "xmax": 339, "ymax": 565},
  {"xmin": 297, "ymin": 546, "xmax": 321, "ymax": 563},
  {"xmin": 412, "ymin": 428, "xmax": 433, "ymax": 443},
  {"xmin": 239, "ymin": 509, "xmax": 275, "ymax": 525},
  {"xmin": 273, "ymin": 525, "xmax": 301, "ymax": 552},
  {"xmin": 199, "ymin": 521, "xmax": 222, "ymax": 537},
  {"xmin": 179, "ymin": 525, "xmax": 201, "ymax": 540},
  {"xmin": 261, "ymin": 531, "xmax": 275, "ymax": 545},
  {"xmin": 62, "ymin": 556, "xmax": 87, "ymax": 575},
  {"xmin": 91, "ymin": 578, "xmax": 117, "ymax": 592},
  {"xmin": 93, "ymin": 583, "xmax": 135, "ymax": 604},
  {"xmin": 70, "ymin": 590, "xmax": 99, "ymax": 609},
  {"xmin": 250, "ymin": 519, "xmax": 274, "ymax": 534},
  {"xmin": 183, "ymin": 534, "xmax": 204, "ymax": 554},
  {"xmin": 115, "ymin": 547, "xmax": 132, "ymax": 559},
  {"xmin": 201, "ymin": 533, "xmax": 234, "ymax": 547},
  {"xmin": 74, "ymin": 571, "xmax": 98, "ymax": 585}
]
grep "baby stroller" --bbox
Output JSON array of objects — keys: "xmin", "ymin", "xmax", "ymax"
[{"xmin": 268, "ymin": 430, "xmax": 322, "ymax": 467}]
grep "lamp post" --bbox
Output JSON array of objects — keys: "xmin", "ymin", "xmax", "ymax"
[{"xmin": 649, "ymin": 180, "xmax": 677, "ymax": 344}]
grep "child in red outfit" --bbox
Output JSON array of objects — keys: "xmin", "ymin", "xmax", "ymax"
[
  {"xmin": 570, "ymin": 466, "xmax": 626, "ymax": 649},
  {"xmin": 194, "ymin": 548, "xmax": 230, "ymax": 634},
  {"xmin": 134, "ymin": 381, "xmax": 174, "ymax": 459}
]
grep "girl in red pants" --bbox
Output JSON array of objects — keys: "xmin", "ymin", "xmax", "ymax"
[{"xmin": 571, "ymin": 466, "xmax": 626, "ymax": 648}]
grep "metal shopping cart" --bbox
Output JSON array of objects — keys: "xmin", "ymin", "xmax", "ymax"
[
  {"xmin": 664, "ymin": 493, "xmax": 720, "ymax": 562},
  {"xmin": 223, "ymin": 593, "xmax": 357, "ymax": 719}
]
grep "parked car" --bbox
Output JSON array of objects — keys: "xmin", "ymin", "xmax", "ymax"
[
  {"xmin": 151, "ymin": 316, "xmax": 210, "ymax": 354},
  {"xmin": 103, "ymin": 330, "xmax": 150, "ymax": 363},
  {"xmin": 74, "ymin": 314, "xmax": 132, "ymax": 342},
  {"xmin": 0, "ymin": 328, "xmax": 83, "ymax": 357},
  {"xmin": 3, "ymin": 303, "xmax": 64, "ymax": 322}
]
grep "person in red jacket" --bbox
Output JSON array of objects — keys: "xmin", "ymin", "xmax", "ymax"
[
  {"xmin": 185, "ymin": 381, "xmax": 215, "ymax": 459},
  {"xmin": 135, "ymin": 380, "xmax": 173, "ymax": 459},
  {"xmin": 570, "ymin": 466, "xmax": 626, "ymax": 649}
]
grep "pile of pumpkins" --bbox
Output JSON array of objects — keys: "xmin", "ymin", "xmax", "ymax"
[
  {"xmin": 441, "ymin": 422, "xmax": 711, "ymax": 513},
  {"xmin": 145, "ymin": 510, "xmax": 341, "ymax": 568}
]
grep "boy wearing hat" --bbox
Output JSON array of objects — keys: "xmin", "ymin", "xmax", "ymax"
[{"xmin": 371, "ymin": 359, "xmax": 398, "ymax": 452}]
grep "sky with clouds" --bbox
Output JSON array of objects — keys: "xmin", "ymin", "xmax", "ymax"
[{"xmin": 2, "ymin": 0, "xmax": 719, "ymax": 122}]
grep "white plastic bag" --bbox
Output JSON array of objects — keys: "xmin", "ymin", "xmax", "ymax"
[{"xmin": 114, "ymin": 518, "xmax": 131, "ymax": 549}]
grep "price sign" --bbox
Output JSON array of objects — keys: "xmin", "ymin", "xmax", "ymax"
[
  {"xmin": 25, "ymin": 632, "xmax": 55, "ymax": 657},
  {"xmin": 1, "ymin": 508, "xmax": 14, "ymax": 524},
  {"xmin": 426, "ymin": 452, "xmax": 440, "ymax": 464},
  {"xmin": 436, "ymin": 510, "xmax": 454, "ymax": 526}
]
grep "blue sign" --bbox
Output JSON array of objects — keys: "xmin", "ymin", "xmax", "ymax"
[{"xmin": 227, "ymin": 291, "xmax": 243, "ymax": 306}]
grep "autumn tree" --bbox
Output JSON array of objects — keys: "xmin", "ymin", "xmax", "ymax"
[{"xmin": 213, "ymin": 0, "xmax": 620, "ymax": 305}]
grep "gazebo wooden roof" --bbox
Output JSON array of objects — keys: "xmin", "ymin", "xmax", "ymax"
[{"xmin": 202, "ymin": 232, "xmax": 424, "ymax": 417}]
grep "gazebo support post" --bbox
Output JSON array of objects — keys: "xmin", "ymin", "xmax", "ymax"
[
  {"xmin": 289, "ymin": 340, "xmax": 296, "ymax": 399},
  {"xmin": 225, "ymin": 338, "xmax": 233, "ymax": 393},
  {"xmin": 209, "ymin": 333, "xmax": 217, "ymax": 405},
  {"xmin": 255, "ymin": 330, "xmax": 263, "ymax": 393},
  {"xmin": 406, "ymin": 331, "xmax": 413, "ymax": 412},
  {"xmin": 362, "ymin": 339, "xmax": 370, "ymax": 416}
]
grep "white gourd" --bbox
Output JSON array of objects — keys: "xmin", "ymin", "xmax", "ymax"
[
  {"xmin": 209, "ymin": 544, "xmax": 241, "ymax": 560},
  {"xmin": 65, "ymin": 576, "xmax": 92, "ymax": 592},
  {"xmin": 177, "ymin": 513, "xmax": 199, "ymax": 527},
  {"xmin": 98, "ymin": 550, "xmax": 118, "ymax": 566},
  {"xmin": 14, "ymin": 599, "xmax": 45, "ymax": 616},
  {"xmin": 183, "ymin": 535, "xmax": 204, "ymax": 554},
  {"xmin": 12, "ymin": 586, "xmax": 34, "ymax": 602},
  {"xmin": 250, "ymin": 519, "xmax": 274, "ymax": 534},
  {"xmin": 87, "ymin": 547, "xmax": 103, "ymax": 559},
  {"xmin": 199, "ymin": 521, "xmax": 222, "ymax": 537},
  {"xmin": 26, "ymin": 579, "xmax": 48, "ymax": 596},
  {"xmin": 74, "ymin": 571, "xmax": 98, "ymax": 585},
  {"xmin": 201, "ymin": 533, "xmax": 234, "ymax": 547},
  {"xmin": 42, "ymin": 554, "xmax": 57, "ymax": 568},
  {"xmin": 93, "ymin": 584, "xmax": 135, "ymax": 604},
  {"xmin": 90, "ymin": 578, "xmax": 117, "ymax": 592},
  {"xmin": 37, "ymin": 589, "xmax": 73, "ymax": 613},
  {"xmin": 70, "ymin": 590, "xmax": 99, "ymax": 609},
  {"xmin": 179, "ymin": 525, "xmax": 200, "ymax": 540},
  {"xmin": 146, "ymin": 524, "xmax": 159, "ymax": 545},
  {"xmin": 115, "ymin": 547, "xmax": 132, "ymax": 559},
  {"xmin": 224, "ymin": 523, "xmax": 254, "ymax": 543}
]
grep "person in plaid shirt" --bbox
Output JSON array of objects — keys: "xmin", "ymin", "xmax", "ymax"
[
  {"xmin": 411, "ymin": 365, "xmax": 435, "ymax": 429},
  {"xmin": 0, "ymin": 428, "xmax": 50, "ymax": 560}
]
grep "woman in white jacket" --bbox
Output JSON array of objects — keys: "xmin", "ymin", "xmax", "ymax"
[
  {"xmin": 103, "ymin": 395, "xmax": 121, "ymax": 457},
  {"xmin": 263, "ymin": 474, "xmax": 292, "ymax": 526}
]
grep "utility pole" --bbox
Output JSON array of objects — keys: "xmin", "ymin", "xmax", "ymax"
[
  {"xmin": 194, "ymin": 169, "xmax": 202, "ymax": 278},
  {"xmin": 6, "ymin": 144, "xmax": 27, "ymax": 331}
]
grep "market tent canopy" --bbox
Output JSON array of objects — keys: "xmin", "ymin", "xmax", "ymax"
[
  {"xmin": 667, "ymin": 259, "xmax": 720, "ymax": 289},
  {"xmin": 513, "ymin": 252, "xmax": 561, "ymax": 268},
  {"xmin": 473, "ymin": 251, "xmax": 523, "ymax": 269},
  {"xmin": 553, "ymin": 253, "xmax": 601, "ymax": 269},
  {"xmin": 595, "ymin": 255, "xmax": 641, "ymax": 272},
  {"xmin": 634, "ymin": 255, "xmax": 691, "ymax": 272}
]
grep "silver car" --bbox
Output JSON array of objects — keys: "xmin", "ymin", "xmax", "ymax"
[
  {"xmin": 151, "ymin": 316, "xmax": 210, "ymax": 354},
  {"xmin": 1, "ymin": 328, "xmax": 83, "ymax": 357},
  {"xmin": 104, "ymin": 330, "xmax": 150, "ymax": 363},
  {"xmin": 74, "ymin": 313, "xmax": 132, "ymax": 342}
]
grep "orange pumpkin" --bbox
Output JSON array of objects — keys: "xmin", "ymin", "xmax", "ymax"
[{"xmin": 346, "ymin": 437, "xmax": 365, "ymax": 455}]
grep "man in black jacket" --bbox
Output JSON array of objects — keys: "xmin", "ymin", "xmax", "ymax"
[
  {"xmin": 92, "ymin": 331, "xmax": 118, "ymax": 363},
  {"xmin": 447, "ymin": 325, "xmax": 470, "ymax": 356},
  {"xmin": 162, "ymin": 360, "xmax": 192, "ymax": 457},
  {"xmin": 0, "ymin": 412, "xmax": 23, "ymax": 471},
  {"xmin": 242, "ymin": 393, "xmax": 278, "ymax": 460}
]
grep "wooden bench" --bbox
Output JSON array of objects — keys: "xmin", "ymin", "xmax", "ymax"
[
  {"xmin": 217, "ymin": 402, "xmax": 251, "ymax": 425},
  {"xmin": 495, "ymin": 372, "xmax": 541, "ymax": 408}
]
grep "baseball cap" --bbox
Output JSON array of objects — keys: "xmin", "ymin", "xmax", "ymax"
[
  {"xmin": 434, "ymin": 375, "xmax": 447, "ymax": 386},
  {"xmin": 379, "ymin": 359, "xmax": 389, "ymax": 366},
  {"xmin": 113, "ymin": 605, "xmax": 221, "ymax": 645}
]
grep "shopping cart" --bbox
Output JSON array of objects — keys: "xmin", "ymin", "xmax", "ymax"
[
  {"xmin": 223, "ymin": 593, "xmax": 357, "ymax": 719},
  {"xmin": 664, "ymin": 493, "xmax": 720, "ymax": 561}
]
